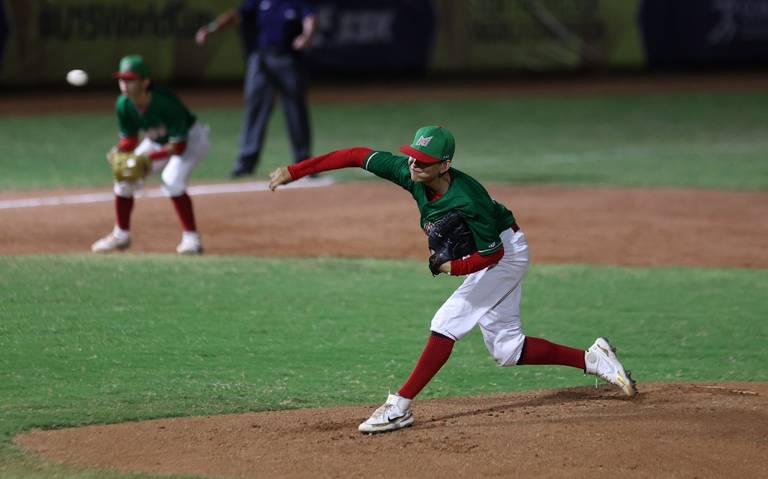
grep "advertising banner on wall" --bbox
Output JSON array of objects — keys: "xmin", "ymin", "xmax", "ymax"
[
  {"xmin": 431, "ymin": 0, "xmax": 644, "ymax": 72},
  {"xmin": 0, "ymin": 0, "xmax": 437, "ymax": 86},
  {"xmin": 3, "ymin": 0, "xmax": 767, "ymax": 86},
  {"xmin": 0, "ymin": 0, "xmax": 235, "ymax": 86},
  {"xmin": 639, "ymin": 0, "xmax": 768, "ymax": 68},
  {"xmin": 303, "ymin": 0, "xmax": 436, "ymax": 74}
]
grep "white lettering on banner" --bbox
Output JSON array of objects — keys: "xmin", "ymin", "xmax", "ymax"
[
  {"xmin": 314, "ymin": 8, "xmax": 395, "ymax": 47},
  {"xmin": 416, "ymin": 136, "xmax": 433, "ymax": 146},
  {"xmin": 312, "ymin": 8, "xmax": 334, "ymax": 47},
  {"xmin": 38, "ymin": 2, "xmax": 212, "ymax": 40},
  {"xmin": 709, "ymin": 0, "xmax": 768, "ymax": 45}
]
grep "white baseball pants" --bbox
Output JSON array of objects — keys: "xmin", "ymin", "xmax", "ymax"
[
  {"xmin": 430, "ymin": 227, "xmax": 529, "ymax": 366},
  {"xmin": 114, "ymin": 123, "xmax": 210, "ymax": 198}
]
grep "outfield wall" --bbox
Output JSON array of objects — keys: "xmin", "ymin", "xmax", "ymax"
[{"xmin": 1, "ymin": 0, "xmax": 768, "ymax": 86}]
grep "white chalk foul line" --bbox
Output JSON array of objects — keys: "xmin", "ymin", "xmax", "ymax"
[{"xmin": 0, "ymin": 176, "xmax": 335, "ymax": 210}]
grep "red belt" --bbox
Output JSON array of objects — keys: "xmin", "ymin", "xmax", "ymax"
[{"xmin": 511, "ymin": 222, "xmax": 520, "ymax": 232}]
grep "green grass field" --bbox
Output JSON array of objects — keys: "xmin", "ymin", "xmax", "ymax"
[
  {"xmin": 2, "ymin": 87, "xmax": 767, "ymax": 478},
  {"xmin": 1, "ymin": 90, "xmax": 767, "ymax": 190},
  {"xmin": 2, "ymin": 256, "xmax": 767, "ymax": 478}
]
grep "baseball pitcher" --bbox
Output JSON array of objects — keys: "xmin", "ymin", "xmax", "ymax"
[
  {"xmin": 269, "ymin": 126, "xmax": 637, "ymax": 434},
  {"xmin": 91, "ymin": 55, "xmax": 210, "ymax": 255}
]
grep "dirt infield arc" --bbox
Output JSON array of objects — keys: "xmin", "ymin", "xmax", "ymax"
[
  {"xmin": 4, "ymin": 182, "xmax": 768, "ymax": 478},
  {"xmin": 2, "ymin": 182, "xmax": 768, "ymax": 267}
]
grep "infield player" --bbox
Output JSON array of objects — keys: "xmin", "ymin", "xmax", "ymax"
[
  {"xmin": 268, "ymin": 126, "xmax": 637, "ymax": 434},
  {"xmin": 91, "ymin": 55, "xmax": 210, "ymax": 255}
]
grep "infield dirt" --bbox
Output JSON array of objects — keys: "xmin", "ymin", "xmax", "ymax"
[
  {"xmin": 14, "ymin": 382, "xmax": 768, "ymax": 478},
  {"xmin": 2, "ymin": 182, "xmax": 768, "ymax": 268}
]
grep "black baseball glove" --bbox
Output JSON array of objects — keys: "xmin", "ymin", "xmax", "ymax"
[{"xmin": 426, "ymin": 211, "xmax": 477, "ymax": 276}]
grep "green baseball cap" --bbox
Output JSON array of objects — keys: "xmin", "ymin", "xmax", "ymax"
[
  {"xmin": 113, "ymin": 54, "xmax": 150, "ymax": 80},
  {"xmin": 399, "ymin": 125, "xmax": 455, "ymax": 164}
]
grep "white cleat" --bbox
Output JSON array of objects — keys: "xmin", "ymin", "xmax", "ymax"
[
  {"xmin": 585, "ymin": 337, "xmax": 637, "ymax": 397},
  {"xmin": 358, "ymin": 393, "xmax": 414, "ymax": 434},
  {"xmin": 91, "ymin": 232, "xmax": 131, "ymax": 253},
  {"xmin": 176, "ymin": 232, "xmax": 203, "ymax": 255}
]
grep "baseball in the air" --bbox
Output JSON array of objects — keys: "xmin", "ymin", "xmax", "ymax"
[{"xmin": 66, "ymin": 69, "xmax": 89, "ymax": 87}]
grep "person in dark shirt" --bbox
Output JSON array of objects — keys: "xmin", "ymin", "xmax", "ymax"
[{"xmin": 196, "ymin": 0, "xmax": 316, "ymax": 178}]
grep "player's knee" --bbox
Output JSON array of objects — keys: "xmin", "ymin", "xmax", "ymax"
[
  {"xmin": 114, "ymin": 181, "xmax": 136, "ymax": 197},
  {"xmin": 161, "ymin": 180, "xmax": 186, "ymax": 197},
  {"xmin": 161, "ymin": 168, "xmax": 187, "ymax": 196}
]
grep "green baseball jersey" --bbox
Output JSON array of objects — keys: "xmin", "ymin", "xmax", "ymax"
[
  {"xmin": 363, "ymin": 151, "xmax": 515, "ymax": 255},
  {"xmin": 116, "ymin": 87, "xmax": 196, "ymax": 145}
]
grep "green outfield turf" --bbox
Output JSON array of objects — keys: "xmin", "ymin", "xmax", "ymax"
[
  {"xmin": 1, "ymin": 90, "xmax": 767, "ymax": 191},
  {"xmin": 1, "ymin": 255, "xmax": 767, "ymax": 477}
]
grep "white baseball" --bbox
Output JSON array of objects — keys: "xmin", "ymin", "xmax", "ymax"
[{"xmin": 66, "ymin": 69, "xmax": 89, "ymax": 87}]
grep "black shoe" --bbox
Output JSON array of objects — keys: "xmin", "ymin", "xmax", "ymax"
[{"xmin": 230, "ymin": 167, "xmax": 254, "ymax": 179}]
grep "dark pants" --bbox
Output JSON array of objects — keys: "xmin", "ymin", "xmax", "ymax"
[{"xmin": 233, "ymin": 50, "xmax": 311, "ymax": 174}]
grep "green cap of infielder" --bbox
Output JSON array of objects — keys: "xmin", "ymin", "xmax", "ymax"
[
  {"xmin": 268, "ymin": 126, "xmax": 638, "ymax": 434},
  {"xmin": 112, "ymin": 54, "xmax": 151, "ymax": 80}
]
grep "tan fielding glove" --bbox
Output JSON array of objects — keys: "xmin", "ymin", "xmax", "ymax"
[{"xmin": 107, "ymin": 149, "xmax": 152, "ymax": 182}]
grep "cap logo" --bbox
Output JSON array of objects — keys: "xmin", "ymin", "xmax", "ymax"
[{"xmin": 415, "ymin": 135, "xmax": 433, "ymax": 147}]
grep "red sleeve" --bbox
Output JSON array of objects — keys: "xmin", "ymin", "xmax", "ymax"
[
  {"xmin": 287, "ymin": 147, "xmax": 373, "ymax": 180},
  {"xmin": 147, "ymin": 141, "xmax": 187, "ymax": 161},
  {"xmin": 148, "ymin": 149, "xmax": 170, "ymax": 161},
  {"xmin": 450, "ymin": 248, "xmax": 504, "ymax": 276},
  {"xmin": 171, "ymin": 141, "xmax": 187, "ymax": 155},
  {"xmin": 118, "ymin": 136, "xmax": 139, "ymax": 152}
]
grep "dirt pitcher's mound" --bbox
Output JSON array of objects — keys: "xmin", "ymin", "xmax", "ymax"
[{"xmin": 14, "ymin": 382, "xmax": 768, "ymax": 479}]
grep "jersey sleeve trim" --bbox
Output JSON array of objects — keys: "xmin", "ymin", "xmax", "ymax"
[
  {"xmin": 117, "ymin": 136, "xmax": 139, "ymax": 152},
  {"xmin": 363, "ymin": 151, "xmax": 381, "ymax": 171},
  {"xmin": 478, "ymin": 241, "xmax": 503, "ymax": 255}
]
